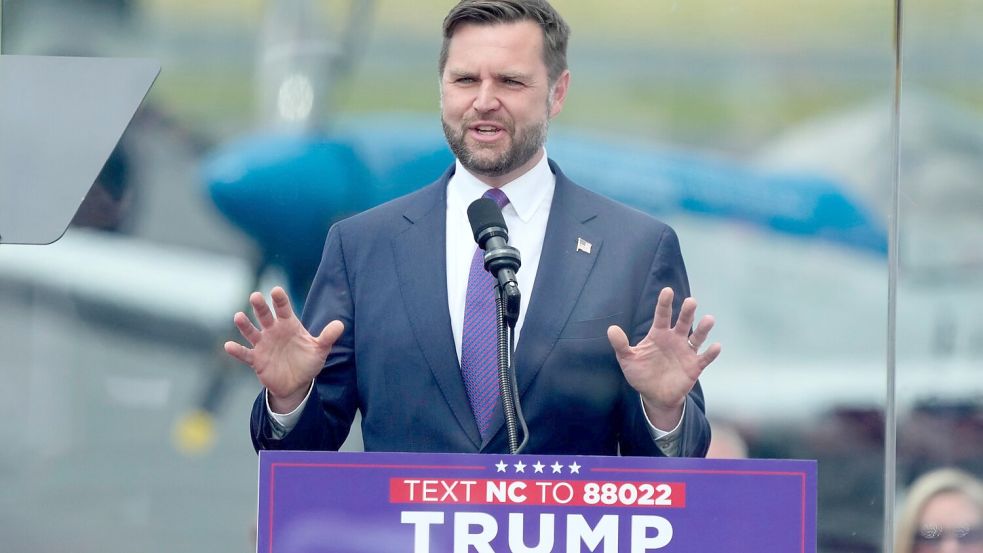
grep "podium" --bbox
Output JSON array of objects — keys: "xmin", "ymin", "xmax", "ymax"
[{"xmin": 258, "ymin": 450, "xmax": 816, "ymax": 553}]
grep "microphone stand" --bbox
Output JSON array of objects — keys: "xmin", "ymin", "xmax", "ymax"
[{"xmin": 496, "ymin": 281, "xmax": 528, "ymax": 454}]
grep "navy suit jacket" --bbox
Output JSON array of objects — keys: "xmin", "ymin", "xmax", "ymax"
[{"xmin": 251, "ymin": 160, "xmax": 710, "ymax": 456}]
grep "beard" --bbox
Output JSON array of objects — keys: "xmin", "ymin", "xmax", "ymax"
[{"xmin": 442, "ymin": 113, "xmax": 549, "ymax": 178}]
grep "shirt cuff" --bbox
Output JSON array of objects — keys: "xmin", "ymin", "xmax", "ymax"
[
  {"xmin": 640, "ymin": 395, "xmax": 686, "ymax": 457},
  {"xmin": 266, "ymin": 381, "xmax": 314, "ymax": 438}
]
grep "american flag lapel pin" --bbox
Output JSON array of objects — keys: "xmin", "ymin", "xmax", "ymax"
[{"xmin": 576, "ymin": 237, "xmax": 592, "ymax": 254}]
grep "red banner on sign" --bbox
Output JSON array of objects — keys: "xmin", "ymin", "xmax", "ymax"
[{"xmin": 389, "ymin": 478, "xmax": 686, "ymax": 508}]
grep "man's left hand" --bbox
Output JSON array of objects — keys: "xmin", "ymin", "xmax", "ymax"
[{"xmin": 607, "ymin": 287, "xmax": 721, "ymax": 430}]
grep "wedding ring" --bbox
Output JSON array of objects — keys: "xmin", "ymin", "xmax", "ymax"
[{"xmin": 687, "ymin": 338, "xmax": 698, "ymax": 351}]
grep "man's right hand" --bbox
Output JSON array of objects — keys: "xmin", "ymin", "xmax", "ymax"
[{"xmin": 224, "ymin": 286, "xmax": 344, "ymax": 414}]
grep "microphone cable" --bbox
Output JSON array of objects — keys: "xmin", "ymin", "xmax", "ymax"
[{"xmin": 496, "ymin": 288, "xmax": 529, "ymax": 454}]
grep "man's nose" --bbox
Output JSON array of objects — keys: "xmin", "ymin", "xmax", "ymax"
[{"xmin": 472, "ymin": 82, "xmax": 501, "ymax": 112}]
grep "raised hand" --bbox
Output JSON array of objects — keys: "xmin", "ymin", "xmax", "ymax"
[
  {"xmin": 606, "ymin": 287, "xmax": 721, "ymax": 430},
  {"xmin": 224, "ymin": 286, "xmax": 344, "ymax": 413}
]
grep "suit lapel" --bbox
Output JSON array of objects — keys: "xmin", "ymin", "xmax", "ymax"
[
  {"xmin": 392, "ymin": 170, "xmax": 483, "ymax": 449},
  {"xmin": 481, "ymin": 162, "xmax": 602, "ymax": 449}
]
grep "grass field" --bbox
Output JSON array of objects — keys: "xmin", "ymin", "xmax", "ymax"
[
  {"xmin": 142, "ymin": 0, "xmax": 892, "ymax": 44},
  {"xmin": 128, "ymin": 0, "xmax": 978, "ymax": 150}
]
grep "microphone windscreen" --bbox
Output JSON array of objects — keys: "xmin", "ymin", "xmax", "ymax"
[{"xmin": 467, "ymin": 197, "xmax": 508, "ymax": 242}]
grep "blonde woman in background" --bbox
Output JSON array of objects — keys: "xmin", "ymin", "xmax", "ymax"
[{"xmin": 896, "ymin": 468, "xmax": 983, "ymax": 553}]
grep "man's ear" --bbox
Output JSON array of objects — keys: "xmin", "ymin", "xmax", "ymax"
[{"xmin": 549, "ymin": 70, "xmax": 571, "ymax": 119}]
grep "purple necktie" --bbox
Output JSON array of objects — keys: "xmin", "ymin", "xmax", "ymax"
[{"xmin": 461, "ymin": 188, "xmax": 510, "ymax": 441}]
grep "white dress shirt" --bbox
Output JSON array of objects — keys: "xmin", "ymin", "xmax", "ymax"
[{"xmin": 445, "ymin": 154, "xmax": 554, "ymax": 359}]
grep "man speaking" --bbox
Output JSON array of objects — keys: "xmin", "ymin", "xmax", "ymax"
[{"xmin": 225, "ymin": 0, "xmax": 721, "ymax": 457}]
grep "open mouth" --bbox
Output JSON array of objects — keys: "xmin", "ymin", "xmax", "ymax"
[
  {"xmin": 468, "ymin": 122, "xmax": 507, "ymax": 142},
  {"xmin": 474, "ymin": 125, "xmax": 501, "ymax": 135}
]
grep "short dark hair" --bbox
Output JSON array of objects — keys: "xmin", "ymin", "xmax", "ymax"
[{"xmin": 439, "ymin": 0, "xmax": 570, "ymax": 85}]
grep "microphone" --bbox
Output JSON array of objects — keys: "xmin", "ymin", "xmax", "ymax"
[{"xmin": 467, "ymin": 197, "xmax": 521, "ymax": 327}]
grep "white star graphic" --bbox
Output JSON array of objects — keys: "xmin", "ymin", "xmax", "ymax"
[
  {"xmin": 496, "ymin": 460, "xmax": 508, "ymax": 473},
  {"xmin": 551, "ymin": 462, "xmax": 564, "ymax": 474},
  {"xmin": 568, "ymin": 462, "xmax": 581, "ymax": 474},
  {"xmin": 514, "ymin": 461, "xmax": 526, "ymax": 473},
  {"xmin": 533, "ymin": 461, "xmax": 545, "ymax": 474}
]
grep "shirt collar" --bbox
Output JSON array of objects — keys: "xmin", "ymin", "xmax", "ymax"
[{"xmin": 448, "ymin": 151, "xmax": 554, "ymax": 223}]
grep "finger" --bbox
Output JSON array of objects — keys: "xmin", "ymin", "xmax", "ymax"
[
  {"xmin": 697, "ymin": 342, "xmax": 722, "ymax": 370},
  {"xmin": 316, "ymin": 320, "xmax": 345, "ymax": 348},
  {"xmin": 606, "ymin": 325, "xmax": 631, "ymax": 356},
  {"xmin": 270, "ymin": 286, "xmax": 296, "ymax": 321},
  {"xmin": 673, "ymin": 297, "xmax": 697, "ymax": 336},
  {"xmin": 650, "ymin": 287, "xmax": 674, "ymax": 332},
  {"xmin": 250, "ymin": 291, "xmax": 276, "ymax": 329},
  {"xmin": 223, "ymin": 340, "xmax": 254, "ymax": 366},
  {"xmin": 688, "ymin": 315, "xmax": 716, "ymax": 349},
  {"xmin": 234, "ymin": 311, "xmax": 261, "ymax": 346}
]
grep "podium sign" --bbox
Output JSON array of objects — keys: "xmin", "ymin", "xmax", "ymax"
[{"xmin": 258, "ymin": 451, "xmax": 816, "ymax": 553}]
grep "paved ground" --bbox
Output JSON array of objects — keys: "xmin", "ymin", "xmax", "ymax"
[{"xmin": 0, "ymin": 287, "xmax": 263, "ymax": 553}]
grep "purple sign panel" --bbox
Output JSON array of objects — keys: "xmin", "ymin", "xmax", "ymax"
[{"xmin": 258, "ymin": 451, "xmax": 816, "ymax": 553}]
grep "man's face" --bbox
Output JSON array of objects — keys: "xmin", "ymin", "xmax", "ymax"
[{"xmin": 440, "ymin": 21, "xmax": 569, "ymax": 186}]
